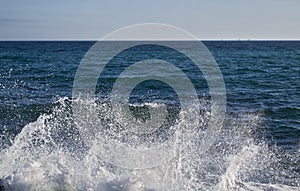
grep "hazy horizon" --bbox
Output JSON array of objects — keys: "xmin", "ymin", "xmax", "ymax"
[{"xmin": 1, "ymin": 0, "xmax": 300, "ymax": 40}]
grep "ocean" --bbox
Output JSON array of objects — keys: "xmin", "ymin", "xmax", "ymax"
[{"xmin": 0, "ymin": 41, "xmax": 299, "ymax": 190}]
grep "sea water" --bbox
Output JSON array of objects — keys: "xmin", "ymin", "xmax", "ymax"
[{"xmin": 0, "ymin": 41, "xmax": 299, "ymax": 190}]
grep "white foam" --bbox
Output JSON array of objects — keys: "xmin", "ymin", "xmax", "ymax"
[{"xmin": 0, "ymin": 98, "xmax": 299, "ymax": 190}]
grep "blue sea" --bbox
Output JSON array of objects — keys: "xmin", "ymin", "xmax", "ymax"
[{"xmin": 0, "ymin": 41, "xmax": 299, "ymax": 190}]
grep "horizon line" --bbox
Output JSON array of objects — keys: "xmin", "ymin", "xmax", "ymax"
[{"xmin": 1, "ymin": 39, "xmax": 300, "ymax": 41}]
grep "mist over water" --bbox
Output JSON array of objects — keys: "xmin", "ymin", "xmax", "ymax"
[{"xmin": 0, "ymin": 41, "xmax": 299, "ymax": 190}]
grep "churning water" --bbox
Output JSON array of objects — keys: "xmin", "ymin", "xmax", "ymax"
[{"xmin": 0, "ymin": 41, "xmax": 299, "ymax": 190}]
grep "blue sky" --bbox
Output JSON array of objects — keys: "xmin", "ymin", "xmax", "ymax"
[{"xmin": 1, "ymin": 0, "xmax": 299, "ymax": 40}]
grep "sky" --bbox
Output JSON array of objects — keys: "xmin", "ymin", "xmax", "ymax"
[{"xmin": 0, "ymin": 0, "xmax": 300, "ymax": 40}]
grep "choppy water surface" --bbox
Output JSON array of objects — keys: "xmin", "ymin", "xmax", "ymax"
[{"xmin": 0, "ymin": 41, "xmax": 299, "ymax": 190}]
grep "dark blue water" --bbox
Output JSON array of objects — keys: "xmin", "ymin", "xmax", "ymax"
[
  {"xmin": 0, "ymin": 41, "xmax": 299, "ymax": 190},
  {"xmin": 1, "ymin": 41, "xmax": 299, "ymax": 147}
]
